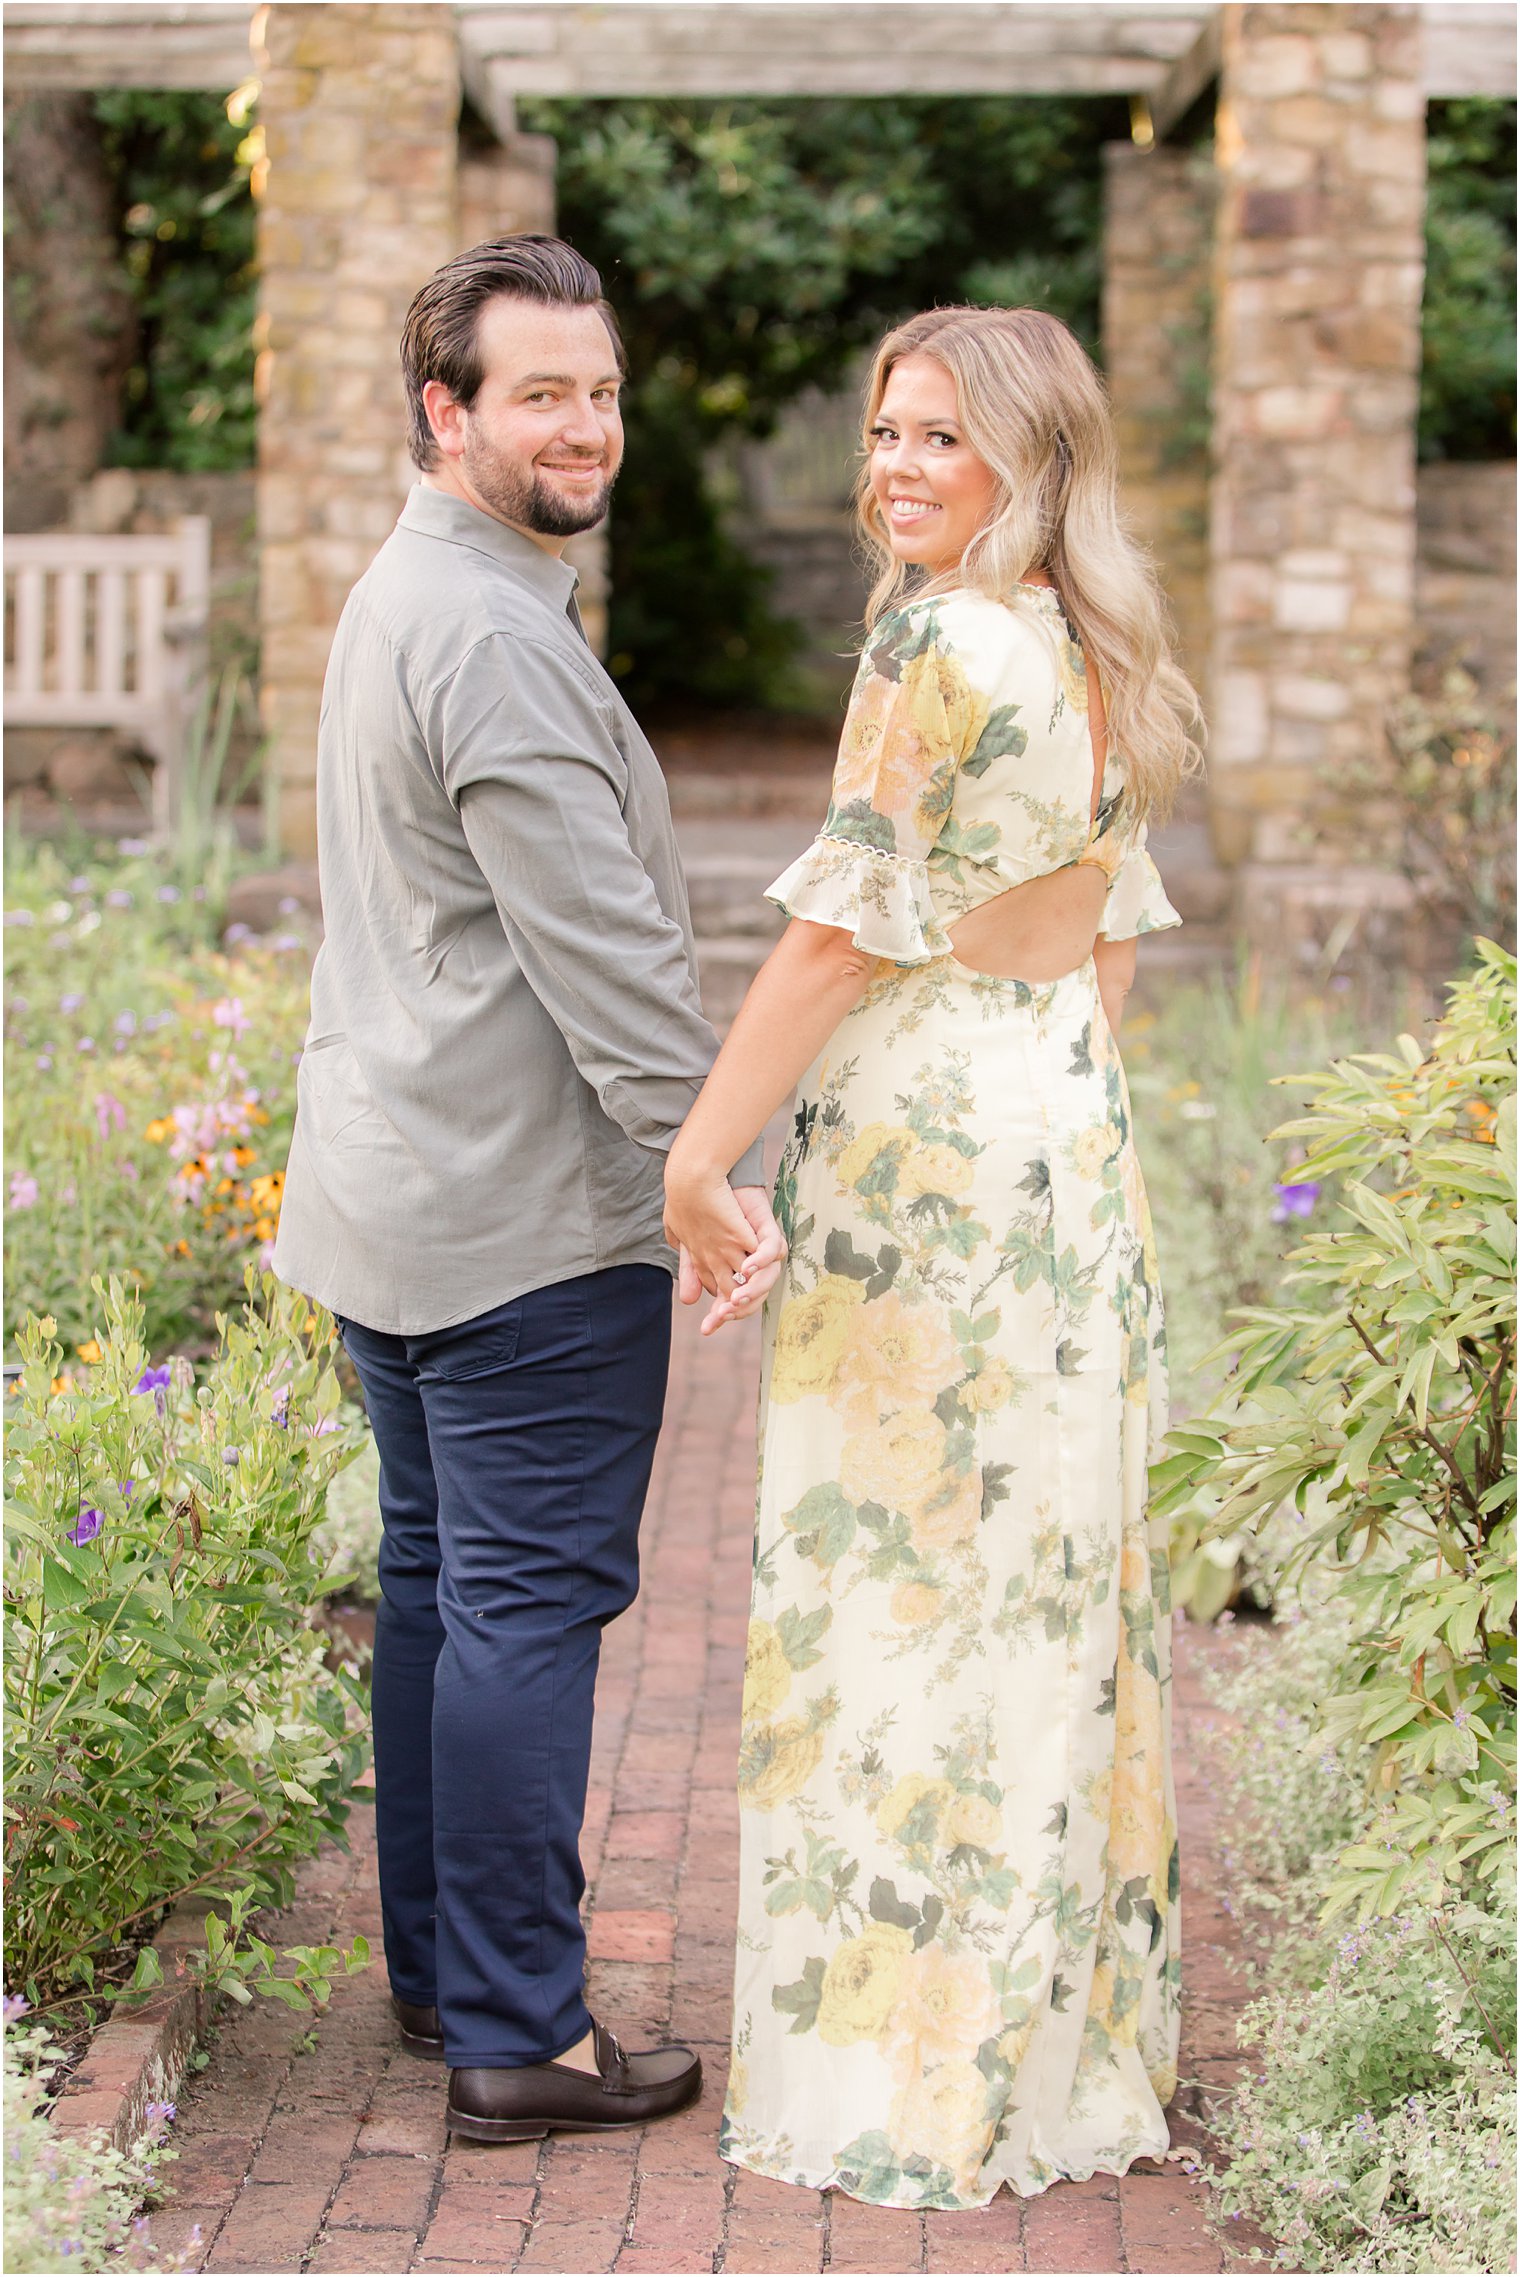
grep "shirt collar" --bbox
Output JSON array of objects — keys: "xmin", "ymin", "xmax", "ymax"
[{"xmin": 399, "ymin": 483, "xmax": 580, "ymax": 609}]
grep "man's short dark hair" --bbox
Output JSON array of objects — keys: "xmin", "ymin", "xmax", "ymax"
[{"xmin": 399, "ymin": 234, "xmax": 624, "ymax": 470}]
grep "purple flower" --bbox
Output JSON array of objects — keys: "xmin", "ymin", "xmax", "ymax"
[
  {"xmin": 69, "ymin": 876, "xmax": 91, "ymax": 895},
  {"xmin": 3, "ymin": 1993, "xmax": 30, "ymax": 2023},
  {"xmin": 270, "ymin": 1384, "xmax": 290, "ymax": 1429},
  {"xmin": 34, "ymin": 1055, "xmax": 52, "ymax": 1073},
  {"xmin": 113, "ymin": 1011, "xmax": 137, "ymax": 1037},
  {"xmin": 76, "ymin": 1036, "xmax": 95, "ymax": 1054},
  {"xmin": 67, "ymin": 1508, "xmax": 104, "ymax": 1546},
  {"xmin": 157, "ymin": 884, "xmax": 181, "ymax": 905},
  {"xmin": 118, "ymin": 838, "xmax": 149, "ymax": 857},
  {"xmin": 59, "ymin": 992, "xmax": 84, "ymax": 1015},
  {"xmin": 8, "ymin": 1172, "xmax": 38, "ymax": 1211},
  {"xmin": 94, "ymin": 1093, "xmax": 127, "ymax": 1141},
  {"xmin": 106, "ymin": 889, "xmax": 134, "ymax": 910},
  {"xmin": 133, "ymin": 1364, "xmax": 173, "ymax": 1416},
  {"xmin": 222, "ymin": 1446, "xmax": 241, "ymax": 1466},
  {"xmin": 144, "ymin": 2099, "xmax": 176, "ymax": 2126},
  {"xmin": 223, "ymin": 922, "xmax": 253, "ymax": 946},
  {"xmin": 4, "ymin": 910, "xmax": 35, "ymax": 928},
  {"xmin": 213, "ymin": 996, "xmax": 250, "ymax": 1038},
  {"xmin": 1271, "ymin": 1180, "xmax": 1322, "ymax": 1224}
]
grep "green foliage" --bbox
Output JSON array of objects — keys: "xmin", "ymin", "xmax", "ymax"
[
  {"xmin": 522, "ymin": 95, "xmax": 1125, "ymax": 710},
  {"xmin": 1372, "ymin": 665, "xmax": 1518, "ymax": 953},
  {"xmin": 4, "ymin": 838, "xmax": 309, "ymax": 1355},
  {"xmin": 1420, "ymin": 99, "xmax": 1517, "ymax": 463},
  {"xmin": 1200, "ymin": 1604, "xmax": 1516, "ymax": 2273},
  {"xmin": 92, "ymin": 89, "xmax": 257, "ymax": 473},
  {"xmin": 313, "ymin": 1425, "xmax": 382, "ymax": 1605},
  {"xmin": 3, "ymin": 1277, "xmax": 369, "ymax": 2008},
  {"xmin": 1154, "ymin": 942, "xmax": 1517, "ymax": 1918},
  {"xmin": 4, "ymin": 2023, "xmax": 180, "ymax": 2274}
]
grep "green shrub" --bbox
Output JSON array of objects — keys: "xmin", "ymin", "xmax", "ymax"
[
  {"xmin": 4, "ymin": 840, "xmax": 308, "ymax": 1355},
  {"xmin": 313, "ymin": 1424, "xmax": 382, "ymax": 1605},
  {"xmin": 3, "ymin": 2022, "xmax": 181, "ymax": 2274},
  {"xmin": 3, "ymin": 1277, "xmax": 368, "ymax": 2009},
  {"xmin": 1214, "ymin": 1894, "xmax": 1516, "ymax": 2273},
  {"xmin": 1155, "ymin": 941, "xmax": 1515, "ymax": 1919}
]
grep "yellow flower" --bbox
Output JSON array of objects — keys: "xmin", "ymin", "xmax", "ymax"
[
  {"xmin": 911, "ymin": 1463, "xmax": 983, "ymax": 1555},
  {"xmin": 886, "ymin": 1947, "xmax": 1000, "ymax": 2080},
  {"xmin": 944, "ymin": 1792, "xmax": 1003, "ymax": 1851},
  {"xmin": 253, "ymin": 1217, "xmax": 277, "ymax": 1243},
  {"xmin": 144, "ymin": 1118, "xmax": 172, "ymax": 1145},
  {"xmin": 896, "ymin": 1142, "xmax": 974, "ymax": 1200},
  {"xmin": 816, "ymin": 1922, "xmax": 914, "ymax": 2046},
  {"xmin": 769, "ymin": 1275, "xmax": 867, "ymax": 1404},
  {"xmin": 835, "ymin": 1293, "xmax": 959, "ymax": 1428},
  {"xmin": 961, "ymin": 1358, "xmax": 1016, "ymax": 1415},
  {"xmin": 1072, "ymin": 1122, "xmax": 1121, "ymax": 1178},
  {"xmin": 835, "ymin": 1122, "xmax": 919, "ymax": 1194},
  {"xmin": 739, "ymin": 1716, "xmax": 826, "ymax": 1809},
  {"xmin": 841, "ymin": 1409, "xmax": 947, "ymax": 1515},
  {"xmin": 742, "ymin": 1620, "xmax": 792, "ymax": 1723},
  {"xmin": 876, "ymin": 1770, "xmax": 954, "ymax": 1842},
  {"xmin": 75, "ymin": 1340, "xmax": 103, "ymax": 1367},
  {"xmin": 888, "ymin": 2060, "xmax": 994, "ymax": 2187},
  {"xmin": 890, "ymin": 1578, "xmax": 943, "ymax": 1628}
]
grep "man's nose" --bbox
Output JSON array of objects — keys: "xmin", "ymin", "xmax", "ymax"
[{"xmin": 556, "ymin": 396, "xmax": 609, "ymax": 451}]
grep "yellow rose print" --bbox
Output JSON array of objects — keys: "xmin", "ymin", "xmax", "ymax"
[
  {"xmin": 835, "ymin": 1122, "xmax": 919, "ymax": 1194},
  {"xmin": 896, "ymin": 1141, "xmax": 975, "ymax": 1200},
  {"xmin": 768, "ymin": 1274, "xmax": 867, "ymax": 1403},
  {"xmin": 943, "ymin": 1792, "xmax": 1003, "ymax": 1850},
  {"xmin": 885, "ymin": 1944, "xmax": 998, "ymax": 2079},
  {"xmin": 740, "ymin": 1716, "xmax": 827, "ymax": 1809},
  {"xmin": 742, "ymin": 1620, "xmax": 792, "ymax": 1723},
  {"xmin": 834, "ymin": 1292, "xmax": 959, "ymax": 1428},
  {"xmin": 961, "ymin": 1356, "xmax": 1017, "ymax": 1414},
  {"xmin": 840, "ymin": 1408, "xmax": 948, "ymax": 1516},
  {"xmin": 875, "ymin": 1771, "xmax": 954, "ymax": 1841},
  {"xmin": 910, "ymin": 1462, "xmax": 982, "ymax": 1555},
  {"xmin": 1072, "ymin": 1121, "xmax": 1122, "ymax": 1178},
  {"xmin": 889, "ymin": 1577, "xmax": 943, "ymax": 1627},
  {"xmin": 816, "ymin": 1922, "xmax": 914, "ymax": 2046},
  {"xmin": 888, "ymin": 2060, "xmax": 995, "ymax": 2190}
]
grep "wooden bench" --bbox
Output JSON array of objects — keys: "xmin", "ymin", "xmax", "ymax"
[{"xmin": 4, "ymin": 517, "xmax": 212, "ymax": 829}]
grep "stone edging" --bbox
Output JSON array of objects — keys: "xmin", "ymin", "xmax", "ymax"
[{"xmin": 50, "ymin": 1897, "xmax": 221, "ymax": 2154}]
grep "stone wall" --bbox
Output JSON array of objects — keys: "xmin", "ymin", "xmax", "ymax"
[
  {"xmin": 255, "ymin": 3, "xmax": 459, "ymax": 856},
  {"xmin": 1102, "ymin": 142, "xmax": 1216, "ymax": 698},
  {"xmin": 1208, "ymin": 2, "xmax": 1428, "ymax": 952}
]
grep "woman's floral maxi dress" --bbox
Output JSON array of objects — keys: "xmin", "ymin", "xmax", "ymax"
[{"xmin": 721, "ymin": 583, "xmax": 1184, "ymax": 2210}]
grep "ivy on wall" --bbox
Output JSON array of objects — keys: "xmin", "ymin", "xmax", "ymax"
[{"xmin": 1420, "ymin": 98, "xmax": 1516, "ymax": 462}]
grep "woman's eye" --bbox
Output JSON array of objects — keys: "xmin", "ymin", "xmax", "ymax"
[
  {"xmin": 870, "ymin": 427, "xmax": 896, "ymax": 446},
  {"xmin": 929, "ymin": 431, "xmax": 958, "ymax": 448}
]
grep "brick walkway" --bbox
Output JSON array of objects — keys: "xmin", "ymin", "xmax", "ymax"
[{"xmin": 144, "ymin": 1297, "xmax": 1258, "ymax": 2277}]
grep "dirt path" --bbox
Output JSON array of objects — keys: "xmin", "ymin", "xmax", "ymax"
[{"xmin": 143, "ymin": 1297, "xmax": 1261, "ymax": 2277}]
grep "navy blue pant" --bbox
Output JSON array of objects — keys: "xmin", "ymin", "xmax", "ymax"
[{"xmin": 337, "ymin": 1265, "xmax": 671, "ymax": 2068}]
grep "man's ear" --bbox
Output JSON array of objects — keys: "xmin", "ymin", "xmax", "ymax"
[{"xmin": 422, "ymin": 379, "xmax": 467, "ymax": 462}]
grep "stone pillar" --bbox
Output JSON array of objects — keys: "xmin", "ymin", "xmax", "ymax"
[
  {"xmin": 255, "ymin": 4, "xmax": 459, "ymax": 855},
  {"xmin": 1208, "ymin": 3, "xmax": 1427, "ymax": 950},
  {"xmin": 1102, "ymin": 141, "xmax": 1217, "ymax": 697}
]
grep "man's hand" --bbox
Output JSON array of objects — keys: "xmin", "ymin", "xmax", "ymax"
[{"xmin": 681, "ymin": 1187, "xmax": 786, "ymax": 1335}]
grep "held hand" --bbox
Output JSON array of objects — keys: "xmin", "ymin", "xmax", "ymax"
[
  {"xmin": 664, "ymin": 1161, "xmax": 758, "ymax": 1299},
  {"xmin": 697, "ymin": 1187, "xmax": 786, "ymax": 1336}
]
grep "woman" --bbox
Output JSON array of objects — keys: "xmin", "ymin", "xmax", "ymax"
[{"xmin": 665, "ymin": 306, "xmax": 1202, "ymax": 2210}]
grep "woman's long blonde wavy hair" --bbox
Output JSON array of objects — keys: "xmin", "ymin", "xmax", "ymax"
[{"xmin": 856, "ymin": 306, "xmax": 1203, "ymax": 821}]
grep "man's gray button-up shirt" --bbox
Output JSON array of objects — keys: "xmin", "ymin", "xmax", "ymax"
[{"xmin": 274, "ymin": 483, "xmax": 762, "ymax": 1336}]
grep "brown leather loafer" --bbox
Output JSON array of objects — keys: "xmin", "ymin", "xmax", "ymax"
[
  {"xmin": 392, "ymin": 1996, "xmax": 445, "ymax": 2061},
  {"xmin": 446, "ymin": 2020, "xmax": 701, "ymax": 2142}
]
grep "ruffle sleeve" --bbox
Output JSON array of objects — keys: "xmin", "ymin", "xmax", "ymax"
[
  {"xmin": 765, "ymin": 831, "xmax": 951, "ymax": 966},
  {"xmin": 1098, "ymin": 833, "xmax": 1183, "ymax": 942}
]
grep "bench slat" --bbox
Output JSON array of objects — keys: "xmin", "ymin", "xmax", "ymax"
[
  {"xmin": 56, "ymin": 568, "xmax": 86, "ymax": 698},
  {"xmin": 134, "ymin": 567, "xmax": 166, "ymax": 702},
  {"xmin": 11, "ymin": 566, "xmax": 45, "ymax": 697},
  {"xmin": 97, "ymin": 567, "xmax": 127, "ymax": 698}
]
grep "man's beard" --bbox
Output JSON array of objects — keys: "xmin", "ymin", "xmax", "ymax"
[{"xmin": 462, "ymin": 431, "xmax": 615, "ymax": 537}]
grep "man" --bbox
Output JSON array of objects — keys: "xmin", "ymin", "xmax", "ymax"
[{"xmin": 274, "ymin": 235, "xmax": 783, "ymax": 2144}]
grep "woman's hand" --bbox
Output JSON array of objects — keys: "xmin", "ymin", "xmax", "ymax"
[{"xmin": 682, "ymin": 1187, "xmax": 787, "ymax": 1335}]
